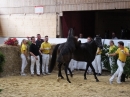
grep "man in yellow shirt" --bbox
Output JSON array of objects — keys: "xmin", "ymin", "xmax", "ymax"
[
  {"xmin": 108, "ymin": 41, "xmax": 129, "ymax": 84},
  {"xmin": 40, "ymin": 36, "xmax": 51, "ymax": 75}
]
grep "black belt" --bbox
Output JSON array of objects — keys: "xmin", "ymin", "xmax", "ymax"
[
  {"xmin": 43, "ymin": 53, "xmax": 50, "ymax": 54},
  {"xmin": 118, "ymin": 59, "xmax": 125, "ymax": 63}
]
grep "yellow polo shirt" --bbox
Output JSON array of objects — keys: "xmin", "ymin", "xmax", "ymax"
[
  {"xmin": 109, "ymin": 45, "xmax": 116, "ymax": 53},
  {"xmin": 97, "ymin": 47, "xmax": 102, "ymax": 55},
  {"xmin": 115, "ymin": 47, "xmax": 129, "ymax": 62},
  {"xmin": 40, "ymin": 42, "xmax": 51, "ymax": 54},
  {"xmin": 21, "ymin": 44, "xmax": 27, "ymax": 54}
]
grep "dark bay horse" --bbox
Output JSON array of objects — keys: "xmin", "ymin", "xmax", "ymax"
[
  {"xmin": 49, "ymin": 36, "xmax": 103, "ymax": 83},
  {"xmin": 53, "ymin": 28, "xmax": 78, "ymax": 83}
]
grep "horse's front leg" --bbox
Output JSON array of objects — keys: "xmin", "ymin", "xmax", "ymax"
[
  {"xmin": 58, "ymin": 63, "xmax": 64, "ymax": 79},
  {"xmin": 84, "ymin": 63, "xmax": 89, "ymax": 80},
  {"xmin": 65, "ymin": 63, "xmax": 71, "ymax": 83},
  {"xmin": 90, "ymin": 63, "xmax": 99, "ymax": 82}
]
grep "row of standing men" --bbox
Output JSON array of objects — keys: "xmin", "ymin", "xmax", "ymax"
[{"xmin": 21, "ymin": 34, "xmax": 51, "ymax": 76}]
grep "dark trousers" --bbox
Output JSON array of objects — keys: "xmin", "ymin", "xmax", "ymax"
[{"xmin": 39, "ymin": 54, "xmax": 43, "ymax": 73}]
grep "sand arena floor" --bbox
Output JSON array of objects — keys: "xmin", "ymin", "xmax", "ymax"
[{"xmin": 0, "ymin": 70, "xmax": 130, "ymax": 97}]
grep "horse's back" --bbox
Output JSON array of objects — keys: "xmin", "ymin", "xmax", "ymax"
[
  {"xmin": 73, "ymin": 43, "xmax": 89, "ymax": 61},
  {"xmin": 73, "ymin": 42, "xmax": 97, "ymax": 62}
]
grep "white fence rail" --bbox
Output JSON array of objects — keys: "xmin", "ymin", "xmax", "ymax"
[{"xmin": 0, "ymin": 37, "xmax": 130, "ymax": 47}]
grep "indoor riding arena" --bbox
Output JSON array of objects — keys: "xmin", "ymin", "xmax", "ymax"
[{"xmin": 0, "ymin": 0, "xmax": 130, "ymax": 97}]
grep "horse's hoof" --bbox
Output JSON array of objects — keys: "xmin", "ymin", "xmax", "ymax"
[
  {"xmin": 61, "ymin": 76, "xmax": 64, "ymax": 79},
  {"xmin": 57, "ymin": 77, "xmax": 60, "ymax": 82},
  {"xmin": 70, "ymin": 74, "xmax": 73, "ymax": 78},
  {"xmin": 68, "ymin": 81, "xmax": 71, "ymax": 83},
  {"xmin": 84, "ymin": 78, "xmax": 87, "ymax": 80},
  {"xmin": 96, "ymin": 80, "xmax": 99, "ymax": 82},
  {"xmin": 67, "ymin": 80, "xmax": 71, "ymax": 83}
]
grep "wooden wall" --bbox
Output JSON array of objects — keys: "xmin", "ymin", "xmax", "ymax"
[
  {"xmin": 0, "ymin": 0, "xmax": 130, "ymax": 14},
  {"xmin": 0, "ymin": 0, "xmax": 130, "ymax": 37},
  {"xmin": 0, "ymin": 14, "xmax": 56, "ymax": 37}
]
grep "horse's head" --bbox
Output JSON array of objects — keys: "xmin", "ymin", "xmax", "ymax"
[
  {"xmin": 94, "ymin": 35, "xmax": 103, "ymax": 49},
  {"xmin": 67, "ymin": 28, "xmax": 77, "ymax": 43},
  {"xmin": 66, "ymin": 28, "xmax": 78, "ymax": 50},
  {"xmin": 67, "ymin": 28, "xmax": 74, "ymax": 38}
]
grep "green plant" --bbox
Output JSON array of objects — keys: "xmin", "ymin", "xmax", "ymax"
[
  {"xmin": 101, "ymin": 44, "xmax": 111, "ymax": 71},
  {"xmin": 0, "ymin": 89, "xmax": 3, "ymax": 93},
  {"xmin": 0, "ymin": 52, "xmax": 5, "ymax": 73}
]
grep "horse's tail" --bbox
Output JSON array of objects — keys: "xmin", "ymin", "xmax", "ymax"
[{"xmin": 49, "ymin": 44, "xmax": 60, "ymax": 73}]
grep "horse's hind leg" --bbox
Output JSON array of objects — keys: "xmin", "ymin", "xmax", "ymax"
[
  {"xmin": 84, "ymin": 63, "xmax": 89, "ymax": 80},
  {"xmin": 68, "ymin": 68, "xmax": 73, "ymax": 77},
  {"xmin": 58, "ymin": 63, "xmax": 64, "ymax": 79},
  {"xmin": 64, "ymin": 63, "xmax": 71, "ymax": 83},
  {"xmin": 90, "ymin": 64, "xmax": 99, "ymax": 82}
]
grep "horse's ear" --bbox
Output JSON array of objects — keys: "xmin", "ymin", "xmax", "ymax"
[{"xmin": 68, "ymin": 28, "xmax": 73, "ymax": 37}]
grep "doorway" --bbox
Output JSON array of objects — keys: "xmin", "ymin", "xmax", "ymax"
[{"xmin": 61, "ymin": 11, "xmax": 95, "ymax": 38}]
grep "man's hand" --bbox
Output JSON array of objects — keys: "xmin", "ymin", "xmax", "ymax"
[
  {"xmin": 35, "ymin": 56, "xmax": 38, "ymax": 60},
  {"xmin": 105, "ymin": 53, "xmax": 109, "ymax": 57},
  {"xmin": 27, "ymin": 56, "xmax": 30, "ymax": 60},
  {"xmin": 121, "ymin": 50, "xmax": 125, "ymax": 53}
]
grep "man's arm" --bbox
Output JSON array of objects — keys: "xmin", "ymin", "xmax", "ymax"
[
  {"xmin": 96, "ymin": 48, "xmax": 101, "ymax": 55},
  {"xmin": 30, "ymin": 52, "xmax": 38, "ymax": 60},
  {"xmin": 40, "ymin": 43, "xmax": 43, "ymax": 51},
  {"xmin": 121, "ymin": 50, "xmax": 129, "ymax": 56},
  {"xmin": 39, "ymin": 50, "xmax": 42, "ymax": 55},
  {"xmin": 108, "ymin": 53, "xmax": 117, "ymax": 56}
]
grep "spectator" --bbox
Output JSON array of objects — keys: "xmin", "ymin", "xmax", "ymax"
[
  {"xmin": 108, "ymin": 41, "xmax": 129, "ymax": 84},
  {"xmin": 20, "ymin": 39, "xmax": 28, "ymax": 76},
  {"xmin": 87, "ymin": 36, "xmax": 96, "ymax": 74},
  {"xmin": 40, "ymin": 36, "xmax": 51, "ymax": 75},
  {"xmin": 26, "ymin": 36, "xmax": 31, "ymax": 60},
  {"xmin": 27, "ymin": 36, "xmax": 32, "ymax": 46},
  {"xmin": 36, "ymin": 34, "xmax": 44, "ymax": 73},
  {"xmin": 106, "ymin": 40, "xmax": 116, "ymax": 75},
  {"xmin": 30, "ymin": 36, "xmax": 40, "ymax": 76},
  {"xmin": 36, "ymin": 34, "xmax": 44, "ymax": 49},
  {"xmin": 120, "ymin": 27, "xmax": 126, "ymax": 39},
  {"xmin": 75, "ymin": 36, "xmax": 78, "ymax": 40},
  {"xmin": 94, "ymin": 47, "xmax": 102, "ymax": 76},
  {"xmin": 112, "ymin": 32, "xmax": 118, "ymax": 39},
  {"xmin": 79, "ymin": 33, "xmax": 83, "ymax": 38},
  {"xmin": 87, "ymin": 36, "xmax": 92, "ymax": 42}
]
